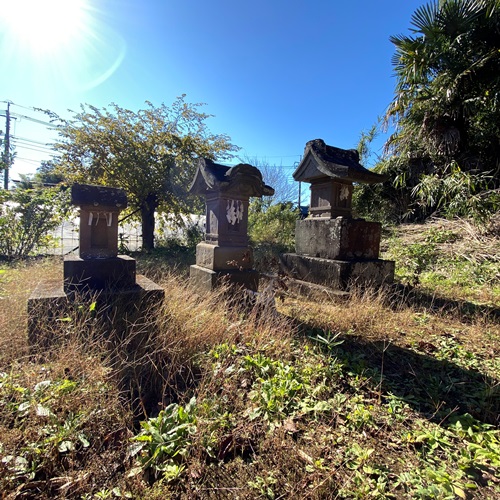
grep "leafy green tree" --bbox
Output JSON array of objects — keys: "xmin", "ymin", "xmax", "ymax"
[
  {"xmin": 0, "ymin": 181, "xmax": 69, "ymax": 259},
  {"xmin": 383, "ymin": 0, "xmax": 500, "ymax": 220},
  {"xmin": 48, "ymin": 96, "xmax": 238, "ymax": 250},
  {"xmin": 248, "ymin": 200, "xmax": 299, "ymax": 251},
  {"xmin": 35, "ymin": 160, "xmax": 66, "ymax": 186},
  {"xmin": 244, "ymin": 157, "xmax": 300, "ymax": 251}
]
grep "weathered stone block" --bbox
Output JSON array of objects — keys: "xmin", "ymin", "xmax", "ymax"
[
  {"xmin": 295, "ymin": 218, "xmax": 382, "ymax": 260},
  {"xmin": 27, "ymin": 275, "xmax": 164, "ymax": 350},
  {"xmin": 280, "ymin": 253, "xmax": 394, "ymax": 289},
  {"xmin": 195, "ymin": 242, "xmax": 254, "ymax": 271},
  {"xmin": 63, "ymin": 255, "xmax": 136, "ymax": 292},
  {"xmin": 189, "ymin": 264, "xmax": 259, "ymax": 292}
]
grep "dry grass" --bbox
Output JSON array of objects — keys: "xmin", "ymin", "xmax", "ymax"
[
  {"xmin": 385, "ymin": 217, "xmax": 500, "ymax": 304},
  {"xmin": 279, "ymin": 283, "xmax": 500, "ymax": 354},
  {"xmin": 0, "ymin": 219, "xmax": 499, "ymax": 498},
  {"xmin": 0, "ymin": 257, "xmax": 62, "ymax": 367}
]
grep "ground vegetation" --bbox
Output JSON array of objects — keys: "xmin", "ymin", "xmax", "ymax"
[{"xmin": 0, "ymin": 218, "xmax": 498, "ymax": 498}]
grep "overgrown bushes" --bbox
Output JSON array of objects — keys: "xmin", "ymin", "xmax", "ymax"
[
  {"xmin": 0, "ymin": 184, "xmax": 69, "ymax": 259},
  {"xmin": 248, "ymin": 199, "xmax": 299, "ymax": 251}
]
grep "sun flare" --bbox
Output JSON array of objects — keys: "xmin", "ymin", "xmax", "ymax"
[
  {"xmin": 2, "ymin": 0, "xmax": 89, "ymax": 54},
  {"xmin": 0, "ymin": 0, "xmax": 126, "ymax": 92}
]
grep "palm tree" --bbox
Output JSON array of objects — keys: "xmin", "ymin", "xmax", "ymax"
[
  {"xmin": 386, "ymin": 0, "xmax": 500, "ymax": 165},
  {"xmin": 379, "ymin": 0, "xmax": 500, "ymax": 220}
]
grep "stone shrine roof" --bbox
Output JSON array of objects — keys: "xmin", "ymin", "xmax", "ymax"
[
  {"xmin": 293, "ymin": 139, "xmax": 387, "ymax": 184},
  {"xmin": 71, "ymin": 183, "xmax": 128, "ymax": 209},
  {"xmin": 189, "ymin": 158, "xmax": 275, "ymax": 197}
]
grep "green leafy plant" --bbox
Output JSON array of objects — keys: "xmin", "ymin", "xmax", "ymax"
[
  {"xmin": 387, "ymin": 239, "xmax": 438, "ymax": 286},
  {"xmin": 0, "ymin": 184, "xmax": 69, "ymax": 259},
  {"xmin": 248, "ymin": 200, "xmax": 299, "ymax": 251},
  {"xmin": 242, "ymin": 350, "xmax": 331, "ymax": 427},
  {"xmin": 0, "ymin": 374, "xmax": 92, "ymax": 488},
  {"xmin": 413, "ymin": 168, "xmax": 500, "ymax": 222},
  {"xmin": 129, "ymin": 397, "xmax": 197, "ymax": 482},
  {"xmin": 248, "ymin": 473, "xmax": 277, "ymax": 499}
]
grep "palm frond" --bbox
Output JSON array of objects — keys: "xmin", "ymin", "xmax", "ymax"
[
  {"xmin": 411, "ymin": 1, "xmax": 440, "ymax": 35},
  {"xmin": 438, "ymin": 0, "xmax": 486, "ymax": 38}
]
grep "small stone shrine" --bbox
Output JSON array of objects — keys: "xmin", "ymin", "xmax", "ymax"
[
  {"xmin": 280, "ymin": 139, "xmax": 395, "ymax": 289},
  {"xmin": 189, "ymin": 158, "xmax": 274, "ymax": 292},
  {"xmin": 64, "ymin": 183, "xmax": 135, "ymax": 292},
  {"xmin": 28, "ymin": 184, "xmax": 164, "ymax": 347}
]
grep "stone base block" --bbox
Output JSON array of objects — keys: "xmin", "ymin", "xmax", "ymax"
[
  {"xmin": 280, "ymin": 253, "xmax": 395, "ymax": 290},
  {"xmin": 63, "ymin": 254, "xmax": 136, "ymax": 292},
  {"xmin": 195, "ymin": 242, "xmax": 253, "ymax": 270},
  {"xmin": 295, "ymin": 218, "xmax": 382, "ymax": 260},
  {"xmin": 189, "ymin": 264, "xmax": 259, "ymax": 292},
  {"xmin": 284, "ymin": 278, "xmax": 351, "ymax": 301},
  {"xmin": 27, "ymin": 275, "xmax": 164, "ymax": 351}
]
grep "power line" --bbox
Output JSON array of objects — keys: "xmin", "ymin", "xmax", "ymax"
[
  {"xmin": 7, "ymin": 101, "xmax": 40, "ymax": 111},
  {"xmin": 16, "ymin": 157, "xmax": 45, "ymax": 164},
  {"xmin": 1, "ymin": 100, "xmax": 62, "ymax": 184},
  {"xmin": 11, "ymin": 112, "xmax": 59, "ymax": 128},
  {"xmin": 11, "ymin": 138, "xmax": 54, "ymax": 152},
  {"xmin": 11, "ymin": 134, "xmax": 53, "ymax": 147},
  {"xmin": 11, "ymin": 144, "xmax": 54, "ymax": 155},
  {"xmin": 11, "ymin": 143, "xmax": 56, "ymax": 156},
  {"xmin": 252, "ymin": 155, "xmax": 301, "ymax": 159},
  {"xmin": 2, "ymin": 100, "xmax": 60, "ymax": 118},
  {"xmin": 219, "ymin": 161, "xmax": 297, "ymax": 169}
]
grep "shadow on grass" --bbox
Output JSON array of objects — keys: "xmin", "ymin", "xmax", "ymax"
[
  {"xmin": 388, "ymin": 283, "xmax": 500, "ymax": 322},
  {"xmin": 298, "ymin": 322, "xmax": 500, "ymax": 427}
]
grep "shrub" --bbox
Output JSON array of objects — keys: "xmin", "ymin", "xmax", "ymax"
[
  {"xmin": 0, "ymin": 184, "xmax": 69, "ymax": 259},
  {"xmin": 248, "ymin": 200, "xmax": 299, "ymax": 251}
]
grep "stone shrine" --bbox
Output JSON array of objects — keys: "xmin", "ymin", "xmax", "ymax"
[
  {"xmin": 63, "ymin": 184, "xmax": 136, "ymax": 292},
  {"xmin": 189, "ymin": 158, "xmax": 274, "ymax": 292},
  {"xmin": 28, "ymin": 184, "xmax": 164, "ymax": 348},
  {"xmin": 280, "ymin": 139, "xmax": 394, "ymax": 289}
]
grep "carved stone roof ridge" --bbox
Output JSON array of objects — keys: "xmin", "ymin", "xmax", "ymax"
[
  {"xmin": 293, "ymin": 138, "xmax": 387, "ymax": 184},
  {"xmin": 71, "ymin": 183, "xmax": 128, "ymax": 208},
  {"xmin": 189, "ymin": 157, "xmax": 275, "ymax": 197}
]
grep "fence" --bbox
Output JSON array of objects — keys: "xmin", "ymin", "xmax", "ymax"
[{"xmin": 47, "ymin": 214, "xmax": 205, "ymax": 255}]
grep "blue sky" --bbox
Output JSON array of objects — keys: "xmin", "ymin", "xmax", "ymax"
[{"xmin": 1, "ymin": 0, "xmax": 425, "ymax": 181}]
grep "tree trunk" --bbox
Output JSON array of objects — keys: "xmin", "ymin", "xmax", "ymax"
[{"xmin": 141, "ymin": 195, "xmax": 157, "ymax": 251}]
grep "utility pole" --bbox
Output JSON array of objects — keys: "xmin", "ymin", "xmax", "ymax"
[{"xmin": 2, "ymin": 101, "xmax": 11, "ymax": 190}]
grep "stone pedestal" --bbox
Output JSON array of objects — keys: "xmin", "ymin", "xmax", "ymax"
[
  {"xmin": 63, "ymin": 254, "xmax": 137, "ymax": 292},
  {"xmin": 189, "ymin": 265, "xmax": 259, "ymax": 293},
  {"xmin": 190, "ymin": 242, "xmax": 258, "ymax": 292},
  {"xmin": 280, "ymin": 139, "xmax": 395, "ymax": 290},
  {"xmin": 295, "ymin": 218, "xmax": 382, "ymax": 260},
  {"xmin": 28, "ymin": 275, "xmax": 164, "ymax": 350},
  {"xmin": 188, "ymin": 159, "xmax": 274, "ymax": 293},
  {"xmin": 195, "ymin": 242, "xmax": 253, "ymax": 270},
  {"xmin": 27, "ymin": 184, "xmax": 164, "ymax": 350},
  {"xmin": 280, "ymin": 253, "xmax": 395, "ymax": 290}
]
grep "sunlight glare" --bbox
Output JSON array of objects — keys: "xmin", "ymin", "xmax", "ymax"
[
  {"xmin": 2, "ymin": 0, "xmax": 89, "ymax": 54},
  {"xmin": 0, "ymin": 0, "xmax": 127, "ymax": 94}
]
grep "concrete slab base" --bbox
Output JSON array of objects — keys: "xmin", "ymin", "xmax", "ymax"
[
  {"xmin": 280, "ymin": 253, "xmax": 395, "ymax": 290},
  {"xmin": 27, "ymin": 274, "xmax": 164, "ymax": 351},
  {"xmin": 284, "ymin": 277, "xmax": 351, "ymax": 301},
  {"xmin": 189, "ymin": 264, "xmax": 259, "ymax": 293}
]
